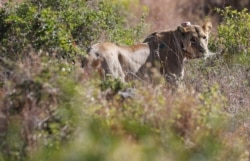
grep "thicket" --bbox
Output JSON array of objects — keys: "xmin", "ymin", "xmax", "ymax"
[
  {"xmin": 215, "ymin": 7, "xmax": 250, "ymax": 65},
  {"xmin": 0, "ymin": 1, "xmax": 250, "ymax": 161},
  {"xmin": 0, "ymin": 0, "xmax": 145, "ymax": 61}
]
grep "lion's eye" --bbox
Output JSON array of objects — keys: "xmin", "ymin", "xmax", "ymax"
[
  {"xmin": 95, "ymin": 52, "xmax": 100, "ymax": 57},
  {"xmin": 190, "ymin": 37, "xmax": 196, "ymax": 43},
  {"xmin": 203, "ymin": 36, "xmax": 207, "ymax": 40}
]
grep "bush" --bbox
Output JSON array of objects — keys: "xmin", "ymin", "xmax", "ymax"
[
  {"xmin": 214, "ymin": 7, "xmax": 250, "ymax": 65},
  {"xmin": 0, "ymin": 49, "xmax": 81, "ymax": 161},
  {"xmin": 0, "ymin": 0, "xmax": 146, "ymax": 61}
]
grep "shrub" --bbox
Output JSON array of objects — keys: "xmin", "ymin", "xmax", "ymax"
[
  {"xmin": 0, "ymin": 0, "xmax": 146, "ymax": 61},
  {"xmin": 0, "ymin": 49, "xmax": 81, "ymax": 161},
  {"xmin": 214, "ymin": 7, "xmax": 250, "ymax": 65}
]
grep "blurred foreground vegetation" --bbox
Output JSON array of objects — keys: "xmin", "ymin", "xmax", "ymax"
[{"xmin": 0, "ymin": 1, "xmax": 250, "ymax": 161}]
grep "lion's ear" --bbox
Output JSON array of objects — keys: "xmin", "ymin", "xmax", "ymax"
[
  {"xmin": 177, "ymin": 26, "xmax": 187, "ymax": 34},
  {"xmin": 202, "ymin": 22, "xmax": 212, "ymax": 34}
]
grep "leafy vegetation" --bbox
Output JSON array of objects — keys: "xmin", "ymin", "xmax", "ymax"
[
  {"xmin": 0, "ymin": 0, "xmax": 145, "ymax": 61},
  {"xmin": 214, "ymin": 7, "xmax": 250, "ymax": 65},
  {"xmin": 0, "ymin": 1, "xmax": 250, "ymax": 161}
]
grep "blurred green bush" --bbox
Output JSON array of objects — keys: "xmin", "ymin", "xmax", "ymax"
[{"xmin": 214, "ymin": 7, "xmax": 250, "ymax": 65}]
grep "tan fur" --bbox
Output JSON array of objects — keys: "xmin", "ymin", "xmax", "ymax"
[
  {"xmin": 86, "ymin": 42, "xmax": 152, "ymax": 82},
  {"xmin": 85, "ymin": 22, "xmax": 212, "ymax": 84}
]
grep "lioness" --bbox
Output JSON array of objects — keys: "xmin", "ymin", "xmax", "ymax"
[
  {"xmin": 141, "ymin": 21, "xmax": 212, "ymax": 85},
  {"xmin": 85, "ymin": 22, "xmax": 212, "ymax": 84}
]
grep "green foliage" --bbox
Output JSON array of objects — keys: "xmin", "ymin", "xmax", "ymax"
[
  {"xmin": 215, "ymin": 7, "xmax": 250, "ymax": 65},
  {"xmin": 0, "ymin": 0, "xmax": 146, "ymax": 61},
  {"xmin": 100, "ymin": 78, "xmax": 126, "ymax": 93},
  {"xmin": 0, "ymin": 1, "xmax": 79, "ymax": 60}
]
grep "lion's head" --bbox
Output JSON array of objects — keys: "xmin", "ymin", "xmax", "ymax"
[
  {"xmin": 143, "ymin": 22, "xmax": 213, "ymax": 85},
  {"xmin": 177, "ymin": 22, "xmax": 212, "ymax": 59},
  {"xmin": 153, "ymin": 22, "xmax": 212, "ymax": 59}
]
